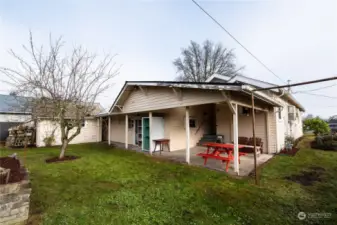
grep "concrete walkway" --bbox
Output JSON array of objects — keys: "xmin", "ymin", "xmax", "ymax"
[{"xmin": 154, "ymin": 146, "xmax": 274, "ymax": 176}]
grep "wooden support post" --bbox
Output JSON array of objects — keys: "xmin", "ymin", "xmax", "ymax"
[
  {"xmin": 99, "ymin": 117, "xmax": 102, "ymax": 142},
  {"xmin": 232, "ymin": 103, "xmax": 239, "ymax": 174},
  {"xmin": 149, "ymin": 112, "xmax": 153, "ymax": 155},
  {"xmin": 108, "ymin": 117, "xmax": 111, "ymax": 145},
  {"xmin": 125, "ymin": 114, "xmax": 128, "ymax": 149},
  {"xmin": 251, "ymin": 92, "xmax": 259, "ymax": 185},
  {"xmin": 185, "ymin": 107, "xmax": 190, "ymax": 164},
  {"xmin": 265, "ymin": 111, "xmax": 270, "ymax": 154},
  {"xmin": 96, "ymin": 118, "xmax": 101, "ymax": 142}
]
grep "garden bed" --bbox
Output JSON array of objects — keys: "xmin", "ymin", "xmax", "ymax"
[
  {"xmin": 278, "ymin": 148, "xmax": 299, "ymax": 156},
  {"xmin": 45, "ymin": 155, "xmax": 80, "ymax": 163},
  {"xmin": 285, "ymin": 166, "xmax": 325, "ymax": 186},
  {"xmin": 0, "ymin": 156, "xmax": 25, "ymax": 184},
  {"xmin": 311, "ymin": 141, "xmax": 337, "ymax": 151},
  {"xmin": 0, "ymin": 156, "xmax": 31, "ymax": 225}
]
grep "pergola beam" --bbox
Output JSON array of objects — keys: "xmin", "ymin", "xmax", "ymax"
[
  {"xmin": 138, "ymin": 86, "xmax": 148, "ymax": 95},
  {"xmin": 231, "ymin": 101, "xmax": 268, "ymax": 112},
  {"xmin": 171, "ymin": 87, "xmax": 182, "ymax": 100},
  {"xmin": 115, "ymin": 105, "xmax": 123, "ymax": 111},
  {"xmin": 221, "ymin": 91, "xmax": 236, "ymax": 114}
]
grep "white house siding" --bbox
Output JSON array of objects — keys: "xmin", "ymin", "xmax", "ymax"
[
  {"xmin": 267, "ymin": 109, "xmax": 278, "ymax": 153},
  {"xmin": 216, "ymin": 104, "xmax": 232, "ymax": 143},
  {"xmin": 164, "ymin": 105, "xmax": 212, "ymax": 151},
  {"xmin": 122, "ymin": 87, "xmax": 227, "ymax": 113},
  {"xmin": 0, "ymin": 114, "xmax": 31, "ymax": 122},
  {"xmin": 274, "ymin": 98, "xmax": 303, "ymax": 151},
  {"xmin": 236, "ymin": 112, "xmax": 267, "ymax": 153},
  {"xmin": 107, "ymin": 105, "xmax": 211, "ymax": 151},
  {"xmin": 36, "ymin": 119, "xmax": 99, "ymax": 147},
  {"xmin": 109, "ymin": 115, "xmax": 134, "ymax": 144},
  {"xmin": 215, "ymin": 104, "xmax": 277, "ymax": 153}
]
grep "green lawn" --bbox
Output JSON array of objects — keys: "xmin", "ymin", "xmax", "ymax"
[{"xmin": 1, "ymin": 136, "xmax": 337, "ymax": 225}]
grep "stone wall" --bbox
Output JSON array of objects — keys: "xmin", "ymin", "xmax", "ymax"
[{"xmin": 0, "ymin": 168, "xmax": 31, "ymax": 225}]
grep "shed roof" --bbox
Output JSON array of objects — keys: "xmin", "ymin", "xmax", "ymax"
[{"xmin": 0, "ymin": 94, "xmax": 31, "ymax": 114}]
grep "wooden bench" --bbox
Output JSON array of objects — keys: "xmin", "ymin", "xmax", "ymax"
[{"xmin": 238, "ymin": 137, "xmax": 263, "ymax": 154}]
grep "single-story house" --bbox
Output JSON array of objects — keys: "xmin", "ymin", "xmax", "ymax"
[
  {"xmin": 0, "ymin": 94, "xmax": 31, "ymax": 142},
  {"xmin": 97, "ymin": 74, "xmax": 305, "ymax": 174},
  {"xmin": 34, "ymin": 103, "xmax": 104, "ymax": 147},
  {"xmin": 0, "ymin": 93, "xmax": 103, "ymax": 147}
]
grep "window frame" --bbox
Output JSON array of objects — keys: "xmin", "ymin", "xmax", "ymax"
[{"xmin": 189, "ymin": 118, "xmax": 197, "ymax": 128}]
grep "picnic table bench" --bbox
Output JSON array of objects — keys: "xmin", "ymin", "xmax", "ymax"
[{"xmin": 197, "ymin": 142, "xmax": 246, "ymax": 172}]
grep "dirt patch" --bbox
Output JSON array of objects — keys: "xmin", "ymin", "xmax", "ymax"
[
  {"xmin": 45, "ymin": 155, "xmax": 80, "ymax": 163},
  {"xmin": 285, "ymin": 166, "xmax": 325, "ymax": 186},
  {"xmin": 279, "ymin": 148, "xmax": 300, "ymax": 156},
  {"xmin": 95, "ymin": 181, "xmax": 121, "ymax": 190},
  {"xmin": 0, "ymin": 157, "xmax": 25, "ymax": 184}
]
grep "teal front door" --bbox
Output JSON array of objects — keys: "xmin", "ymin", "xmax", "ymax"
[{"xmin": 142, "ymin": 118, "xmax": 150, "ymax": 151}]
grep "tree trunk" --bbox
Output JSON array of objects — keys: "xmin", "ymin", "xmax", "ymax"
[{"xmin": 59, "ymin": 139, "xmax": 68, "ymax": 159}]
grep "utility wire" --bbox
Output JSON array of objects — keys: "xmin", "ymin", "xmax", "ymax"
[
  {"xmin": 293, "ymin": 83, "xmax": 337, "ymax": 93},
  {"xmin": 295, "ymin": 92, "xmax": 337, "ymax": 99},
  {"xmin": 191, "ymin": 0, "xmax": 286, "ymax": 84}
]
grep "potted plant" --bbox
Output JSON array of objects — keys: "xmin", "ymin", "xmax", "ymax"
[{"xmin": 285, "ymin": 135, "xmax": 295, "ymax": 151}]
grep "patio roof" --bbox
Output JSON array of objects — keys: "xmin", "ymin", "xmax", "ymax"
[
  {"xmin": 206, "ymin": 74, "xmax": 305, "ymax": 111},
  {"xmin": 105, "ymin": 81, "xmax": 282, "ymax": 115}
]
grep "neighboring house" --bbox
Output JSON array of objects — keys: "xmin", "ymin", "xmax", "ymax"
[
  {"xmin": 0, "ymin": 93, "xmax": 103, "ymax": 147},
  {"xmin": 98, "ymin": 75, "xmax": 305, "ymax": 174},
  {"xmin": 0, "ymin": 94, "xmax": 32, "ymax": 142},
  {"xmin": 35, "ymin": 103, "xmax": 104, "ymax": 147},
  {"xmin": 328, "ymin": 115, "xmax": 337, "ymax": 133}
]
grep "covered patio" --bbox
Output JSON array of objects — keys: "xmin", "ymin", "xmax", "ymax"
[
  {"xmin": 154, "ymin": 146, "xmax": 273, "ymax": 176},
  {"xmin": 102, "ymin": 81, "xmax": 283, "ymax": 176}
]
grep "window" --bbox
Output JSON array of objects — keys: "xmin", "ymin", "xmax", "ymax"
[
  {"xmin": 189, "ymin": 119, "xmax": 196, "ymax": 128},
  {"xmin": 128, "ymin": 119, "xmax": 134, "ymax": 129},
  {"xmin": 278, "ymin": 108, "xmax": 282, "ymax": 119}
]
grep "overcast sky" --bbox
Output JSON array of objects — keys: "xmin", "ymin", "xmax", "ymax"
[{"xmin": 1, "ymin": 0, "xmax": 336, "ymax": 118}]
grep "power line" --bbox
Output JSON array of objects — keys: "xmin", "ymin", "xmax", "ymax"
[
  {"xmin": 295, "ymin": 92, "xmax": 337, "ymax": 99},
  {"xmin": 294, "ymin": 83, "xmax": 337, "ymax": 93},
  {"xmin": 314, "ymin": 105, "xmax": 337, "ymax": 108},
  {"xmin": 191, "ymin": 0, "xmax": 286, "ymax": 84}
]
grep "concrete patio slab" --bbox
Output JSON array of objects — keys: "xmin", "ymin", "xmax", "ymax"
[
  {"xmin": 109, "ymin": 142, "xmax": 273, "ymax": 177},
  {"xmin": 154, "ymin": 146, "xmax": 274, "ymax": 176}
]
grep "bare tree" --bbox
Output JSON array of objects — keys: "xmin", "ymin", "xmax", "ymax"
[
  {"xmin": 173, "ymin": 40, "xmax": 242, "ymax": 82},
  {"xmin": 0, "ymin": 32, "xmax": 119, "ymax": 158}
]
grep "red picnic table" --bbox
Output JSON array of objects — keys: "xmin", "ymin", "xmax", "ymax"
[{"xmin": 197, "ymin": 142, "xmax": 246, "ymax": 172}]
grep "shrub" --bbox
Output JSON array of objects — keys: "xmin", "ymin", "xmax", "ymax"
[
  {"xmin": 312, "ymin": 135, "xmax": 337, "ymax": 151},
  {"xmin": 303, "ymin": 117, "xmax": 330, "ymax": 136},
  {"xmin": 284, "ymin": 135, "xmax": 295, "ymax": 150},
  {"xmin": 43, "ymin": 135, "xmax": 55, "ymax": 147}
]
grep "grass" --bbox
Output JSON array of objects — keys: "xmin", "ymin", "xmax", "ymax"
[{"xmin": 1, "ymin": 136, "xmax": 337, "ymax": 225}]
